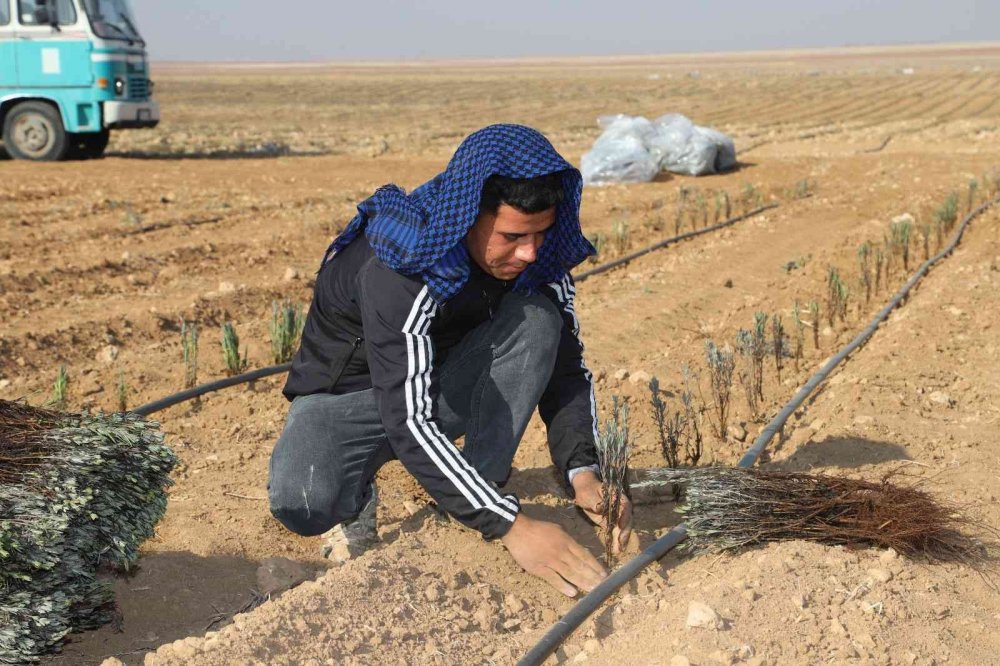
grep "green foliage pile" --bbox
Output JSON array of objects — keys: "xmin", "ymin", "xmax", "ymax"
[{"xmin": 0, "ymin": 400, "xmax": 177, "ymax": 664}]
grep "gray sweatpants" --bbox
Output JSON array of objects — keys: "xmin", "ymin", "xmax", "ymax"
[{"xmin": 267, "ymin": 291, "xmax": 561, "ymax": 536}]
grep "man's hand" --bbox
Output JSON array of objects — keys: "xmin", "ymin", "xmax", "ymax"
[
  {"xmin": 572, "ymin": 470, "xmax": 634, "ymax": 555},
  {"xmin": 500, "ymin": 513, "xmax": 607, "ymax": 597}
]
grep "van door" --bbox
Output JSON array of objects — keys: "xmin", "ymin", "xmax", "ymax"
[
  {"xmin": 13, "ymin": 0, "xmax": 91, "ymax": 89},
  {"xmin": 0, "ymin": 0, "xmax": 17, "ymax": 87}
]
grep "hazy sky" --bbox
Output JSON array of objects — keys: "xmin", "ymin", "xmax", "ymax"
[{"xmin": 131, "ymin": 1, "xmax": 995, "ymax": 62}]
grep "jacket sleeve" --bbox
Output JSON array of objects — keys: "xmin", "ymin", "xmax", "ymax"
[
  {"xmin": 358, "ymin": 257, "xmax": 520, "ymax": 540},
  {"xmin": 538, "ymin": 274, "xmax": 601, "ymax": 491}
]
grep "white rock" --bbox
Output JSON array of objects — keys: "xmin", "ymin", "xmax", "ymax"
[
  {"xmin": 97, "ymin": 344, "xmax": 119, "ymax": 364},
  {"xmin": 686, "ymin": 601, "xmax": 723, "ymax": 629},
  {"xmin": 283, "ymin": 267, "xmax": 300, "ymax": 281},
  {"xmin": 670, "ymin": 656, "xmax": 691, "ymax": 666},
  {"xmin": 867, "ymin": 568, "xmax": 893, "ymax": 583},
  {"xmin": 218, "ymin": 281, "xmax": 237, "ymax": 294},
  {"xmin": 628, "ymin": 370, "xmax": 651, "ymax": 385},
  {"xmin": 613, "ymin": 368, "xmax": 629, "ymax": 381},
  {"xmin": 928, "ymin": 391, "xmax": 953, "ymax": 406},
  {"xmin": 0, "ymin": 379, "xmax": 10, "ymax": 390}
]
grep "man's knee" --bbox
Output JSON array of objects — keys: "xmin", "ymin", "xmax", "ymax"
[
  {"xmin": 503, "ymin": 292, "xmax": 561, "ymax": 358},
  {"xmin": 268, "ymin": 473, "xmax": 348, "ymax": 537}
]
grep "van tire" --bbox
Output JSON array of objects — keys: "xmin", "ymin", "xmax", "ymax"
[
  {"xmin": 2, "ymin": 101, "xmax": 69, "ymax": 161},
  {"xmin": 69, "ymin": 130, "xmax": 110, "ymax": 160}
]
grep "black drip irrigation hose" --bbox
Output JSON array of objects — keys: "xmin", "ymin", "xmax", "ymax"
[
  {"xmin": 575, "ymin": 203, "xmax": 779, "ymax": 283},
  {"xmin": 130, "ymin": 205, "xmax": 778, "ymax": 417},
  {"xmin": 517, "ymin": 194, "xmax": 1000, "ymax": 666},
  {"xmin": 132, "ymin": 363, "xmax": 291, "ymax": 416}
]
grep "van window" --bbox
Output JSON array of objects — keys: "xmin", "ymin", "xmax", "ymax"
[
  {"xmin": 1, "ymin": 0, "xmax": 11, "ymax": 25},
  {"xmin": 18, "ymin": 0, "xmax": 77, "ymax": 26}
]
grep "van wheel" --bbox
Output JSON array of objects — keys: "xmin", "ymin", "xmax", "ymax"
[
  {"xmin": 2, "ymin": 101, "xmax": 68, "ymax": 161},
  {"xmin": 69, "ymin": 130, "xmax": 110, "ymax": 160}
]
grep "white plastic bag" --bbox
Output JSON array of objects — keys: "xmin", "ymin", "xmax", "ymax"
[
  {"xmin": 581, "ymin": 115, "xmax": 660, "ymax": 185},
  {"xmin": 582, "ymin": 113, "xmax": 737, "ymax": 184}
]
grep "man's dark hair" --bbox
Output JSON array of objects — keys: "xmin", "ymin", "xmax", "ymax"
[{"xmin": 479, "ymin": 172, "xmax": 566, "ymax": 217}]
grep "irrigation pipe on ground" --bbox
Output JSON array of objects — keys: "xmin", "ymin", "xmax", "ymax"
[
  {"xmin": 575, "ymin": 203, "xmax": 778, "ymax": 283},
  {"xmin": 132, "ymin": 205, "xmax": 778, "ymax": 416},
  {"xmin": 517, "ymin": 194, "xmax": 1000, "ymax": 666}
]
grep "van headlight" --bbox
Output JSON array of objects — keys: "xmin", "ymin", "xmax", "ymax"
[{"xmin": 114, "ymin": 77, "xmax": 125, "ymax": 96}]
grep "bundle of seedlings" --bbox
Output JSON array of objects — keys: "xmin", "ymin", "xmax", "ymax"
[
  {"xmin": 595, "ymin": 396, "xmax": 631, "ymax": 564},
  {"xmin": 636, "ymin": 467, "xmax": 990, "ymax": 563},
  {"xmin": 0, "ymin": 400, "xmax": 177, "ymax": 664}
]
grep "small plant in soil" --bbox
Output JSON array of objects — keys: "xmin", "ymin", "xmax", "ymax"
[
  {"xmin": 48, "ymin": 365, "xmax": 69, "ymax": 409},
  {"xmin": 934, "ymin": 192, "xmax": 958, "ymax": 232},
  {"xmin": 587, "ymin": 232, "xmax": 605, "ymax": 262},
  {"xmin": 221, "ymin": 322, "xmax": 249, "ymax": 376},
  {"xmin": 788, "ymin": 179, "xmax": 812, "ymax": 200},
  {"xmin": 270, "ymin": 300, "xmax": 305, "ymax": 364},
  {"xmin": 808, "ymin": 300, "xmax": 820, "ymax": 349},
  {"xmin": 116, "ymin": 369, "xmax": 129, "ymax": 412},
  {"xmin": 611, "ymin": 219, "xmax": 630, "ymax": 255},
  {"xmin": 857, "ymin": 241, "xmax": 873, "ymax": 304},
  {"xmin": 919, "ymin": 222, "xmax": 931, "ymax": 261},
  {"xmin": 648, "ymin": 376, "xmax": 678, "ymax": 468},
  {"xmin": 680, "ymin": 367, "xmax": 704, "ymax": 467},
  {"xmin": 596, "ymin": 395, "xmax": 631, "ymax": 564},
  {"xmin": 826, "ymin": 267, "xmax": 848, "ymax": 325},
  {"xmin": 889, "ymin": 218, "xmax": 912, "ymax": 271},
  {"xmin": 181, "ymin": 321, "xmax": 199, "ymax": 389},
  {"xmin": 771, "ymin": 313, "xmax": 786, "ymax": 383},
  {"xmin": 694, "ymin": 190, "xmax": 709, "ymax": 228},
  {"xmin": 966, "ymin": 178, "xmax": 978, "ymax": 212},
  {"xmin": 704, "ymin": 340, "xmax": 736, "ymax": 439},
  {"xmin": 873, "ymin": 246, "xmax": 885, "ymax": 294},
  {"xmin": 675, "ymin": 186, "xmax": 690, "ymax": 235},
  {"xmin": 740, "ymin": 183, "xmax": 762, "ymax": 214},
  {"xmin": 792, "ymin": 301, "xmax": 806, "ymax": 370}
]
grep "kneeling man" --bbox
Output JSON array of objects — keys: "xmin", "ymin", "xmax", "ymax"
[{"xmin": 269, "ymin": 124, "xmax": 631, "ymax": 597}]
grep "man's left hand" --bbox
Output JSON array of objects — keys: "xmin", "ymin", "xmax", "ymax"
[{"xmin": 571, "ymin": 471, "xmax": 633, "ymax": 554}]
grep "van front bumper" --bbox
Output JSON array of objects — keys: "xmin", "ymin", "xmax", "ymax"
[{"xmin": 103, "ymin": 101, "xmax": 160, "ymax": 129}]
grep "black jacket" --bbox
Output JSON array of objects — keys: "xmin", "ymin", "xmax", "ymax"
[{"xmin": 284, "ymin": 235, "xmax": 599, "ymax": 539}]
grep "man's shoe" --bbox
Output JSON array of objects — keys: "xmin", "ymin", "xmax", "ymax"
[{"xmin": 321, "ymin": 484, "xmax": 379, "ymax": 563}]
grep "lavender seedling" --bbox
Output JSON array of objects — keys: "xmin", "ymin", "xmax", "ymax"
[
  {"xmin": 649, "ymin": 376, "xmax": 678, "ymax": 469},
  {"xmin": 874, "ymin": 246, "xmax": 885, "ymax": 294},
  {"xmin": 116, "ymin": 369, "xmax": 129, "ymax": 412},
  {"xmin": 270, "ymin": 300, "xmax": 305, "ymax": 364},
  {"xmin": 967, "ymin": 178, "xmax": 979, "ymax": 212},
  {"xmin": 221, "ymin": 322, "xmax": 249, "ymax": 376},
  {"xmin": 919, "ymin": 223, "xmax": 931, "ymax": 261},
  {"xmin": 826, "ymin": 267, "xmax": 849, "ymax": 325},
  {"xmin": 612, "ymin": 219, "xmax": 630, "ymax": 255},
  {"xmin": 181, "ymin": 321, "xmax": 199, "ymax": 389},
  {"xmin": 809, "ymin": 301, "xmax": 820, "ymax": 349},
  {"xmin": 587, "ymin": 233, "xmax": 605, "ymax": 262},
  {"xmin": 704, "ymin": 340, "xmax": 736, "ymax": 439},
  {"xmin": 934, "ymin": 192, "xmax": 958, "ymax": 233},
  {"xmin": 596, "ymin": 396, "xmax": 631, "ymax": 564},
  {"xmin": 675, "ymin": 186, "xmax": 690, "ymax": 235},
  {"xmin": 792, "ymin": 301, "xmax": 806, "ymax": 370},
  {"xmin": 857, "ymin": 241, "xmax": 873, "ymax": 304},
  {"xmin": 681, "ymin": 364, "xmax": 704, "ymax": 466},
  {"xmin": 48, "ymin": 365, "xmax": 69, "ymax": 409},
  {"xmin": 890, "ymin": 218, "xmax": 912, "ymax": 271},
  {"xmin": 771, "ymin": 313, "xmax": 786, "ymax": 383},
  {"xmin": 735, "ymin": 330, "xmax": 761, "ymax": 422}
]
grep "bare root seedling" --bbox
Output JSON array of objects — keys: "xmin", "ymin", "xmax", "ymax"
[
  {"xmin": 704, "ymin": 340, "xmax": 736, "ymax": 439},
  {"xmin": 857, "ymin": 241, "xmax": 873, "ymax": 304},
  {"xmin": 771, "ymin": 313, "xmax": 786, "ymax": 383},
  {"xmin": 596, "ymin": 396, "xmax": 631, "ymax": 564},
  {"xmin": 181, "ymin": 321, "xmax": 199, "ymax": 389},
  {"xmin": 808, "ymin": 301, "xmax": 820, "ymax": 350},
  {"xmin": 47, "ymin": 365, "xmax": 69, "ymax": 409}
]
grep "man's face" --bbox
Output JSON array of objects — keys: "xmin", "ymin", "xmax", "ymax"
[{"xmin": 466, "ymin": 204, "xmax": 556, "ymax": 281}]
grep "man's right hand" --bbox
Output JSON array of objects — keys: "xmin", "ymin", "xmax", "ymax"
[{"xmin": 500, "ymin": 513, "xmax": 607, "ymax": 597}]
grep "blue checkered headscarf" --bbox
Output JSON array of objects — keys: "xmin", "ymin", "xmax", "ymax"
[{"xmin": 323, "ymin": 124, "xmax": 595, "ymax": 303}]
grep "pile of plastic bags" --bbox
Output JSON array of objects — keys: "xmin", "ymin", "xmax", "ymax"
[{"xmin": 581, "ymin": 113, "xmax": 737, "ymax": 185}]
